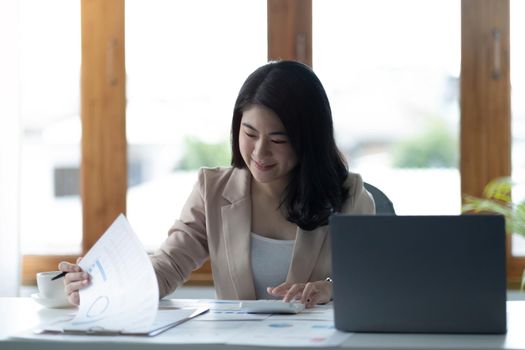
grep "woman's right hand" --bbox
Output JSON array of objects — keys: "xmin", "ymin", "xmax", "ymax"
[{"xmin": 58, "ymin": 257, "xmax": 90, "ymax": 306}]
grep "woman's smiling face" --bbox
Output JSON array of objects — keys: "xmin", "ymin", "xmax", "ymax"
[{"xmin": 239, "ymin": 105, "xmax": 298, "ymax": 186}]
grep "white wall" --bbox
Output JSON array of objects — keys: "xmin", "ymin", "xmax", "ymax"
[{"xmin": 0, "ymin": 0, "xmax": 21, "ymax": 296}]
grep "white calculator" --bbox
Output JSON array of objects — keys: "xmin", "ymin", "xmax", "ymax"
[{"xmin": 239, "ymin": 300, "xmax": 306, "ymax": 314}]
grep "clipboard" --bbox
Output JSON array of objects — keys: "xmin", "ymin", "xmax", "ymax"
[{"xmin": 34, "ymin": 307, "xmax": 209, "ymax": 337}]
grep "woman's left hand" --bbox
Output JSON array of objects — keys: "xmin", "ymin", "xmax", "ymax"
[{"xmin": 267, "ymin": 280, "xmax": 332, "ymax": 308}]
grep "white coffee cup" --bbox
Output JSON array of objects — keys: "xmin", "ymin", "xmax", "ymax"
[{"xmin": 36, "ymin": 271, "xmax": 69, "ymax": 302}]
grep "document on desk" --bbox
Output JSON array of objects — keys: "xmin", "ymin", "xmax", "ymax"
[
  {"xmin": 39, "ymin": 214, "xmax": 207, "ymax": 336},
  {"xmin": 156, "ymin": 301, "xmax": 350, "ymax": 347},
  {"xmin": 227, "ymin": 318, "xmax": 351, "ymax": 347}
]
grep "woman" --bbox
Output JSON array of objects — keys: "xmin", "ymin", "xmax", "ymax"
[{"xmin": 60, "ymin": 60, "xmax": 375, "ymax": 308}]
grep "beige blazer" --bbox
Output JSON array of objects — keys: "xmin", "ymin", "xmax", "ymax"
[{"xmin": 151, "ymin": 167, "xmax": 375, "ymax": 299}]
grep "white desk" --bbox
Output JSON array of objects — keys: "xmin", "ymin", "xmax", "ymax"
[{"xmin": 1, "ymin": 298, "xmax": 524, "ymax": 350}]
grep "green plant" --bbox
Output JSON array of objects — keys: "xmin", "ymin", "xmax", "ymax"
[
  {"xmin": 462, "ymin": 177, "xmax": 525, "ymax": 291},
  {"xmin": 391, "ymin": 118, "xmax": 458, "ymax": 169},
  {"xmin": 175, "ymin": 137, "xmax": 231, "ymax": 171}
]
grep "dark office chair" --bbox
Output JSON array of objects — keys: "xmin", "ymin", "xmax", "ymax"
[{"xmin": 364, "ymin": 182, "xmax": 396, "ymax": 215}]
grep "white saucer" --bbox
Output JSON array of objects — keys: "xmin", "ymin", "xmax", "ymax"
[{"xmin": 31, "ymin": 293, "xmax": 73, "ymax": 308}]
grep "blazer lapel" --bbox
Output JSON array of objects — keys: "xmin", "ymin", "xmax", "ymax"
[
  {"xmin": 286, "ymin": 225, "xmax": 328, "ymax": 284},
  {"xmin": 221, "ymin": 168, "xmax": 257, "ymax": 299}
]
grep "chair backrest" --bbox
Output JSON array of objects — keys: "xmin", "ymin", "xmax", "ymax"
[{"xmin": 363, "ymin": 182, "xmax": 396, "ymax": 215}]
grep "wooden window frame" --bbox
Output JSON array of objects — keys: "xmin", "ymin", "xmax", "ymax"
[
  {"xmin": 22, "ymin": 0, "xmax": 127, "ymax": 285},
  {"xmin": 267, "ymin": 0, "xmax": 312, "ymax": 66},
  {"xmin": 23, "ymin": 0, "xmax": 524, "ymax": 288},
  {"xmin": 461, "ymin": 0, "xmax": 525, "ymax": 288}
]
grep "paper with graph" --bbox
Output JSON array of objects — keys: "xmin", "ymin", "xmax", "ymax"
[{"xmin": 67, "ymin": 214, "xmax": 159, "ymax": 332}]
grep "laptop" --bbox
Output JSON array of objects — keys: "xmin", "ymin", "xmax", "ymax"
[{"xmin": 329, "ymin": 215, "xmax": 507, "ymax": 334}]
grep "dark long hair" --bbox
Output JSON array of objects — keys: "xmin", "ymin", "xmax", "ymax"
[{"xmin": 231, "ymin": 61, "xmax": 349, "ymax": 231}]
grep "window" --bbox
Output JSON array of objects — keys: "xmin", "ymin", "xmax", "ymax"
[
  {"xmin": 313, "ymin": 0, "xmax": 461, "ymax": 215},
  {"xmin": 125, "ymin": 0, "xmax": 267, "ymax": 249},
  {"xmin": 19, "ymin": 0, "xmax": 82, "ymax": 255},
  {"xmin": 19, "ymin": 0, "xmax": 521, "ymax": 287}
]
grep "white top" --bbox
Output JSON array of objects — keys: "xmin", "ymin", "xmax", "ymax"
[{"xmin": 250, "ymin": 232, "xmax": 294, "ymax": 299}]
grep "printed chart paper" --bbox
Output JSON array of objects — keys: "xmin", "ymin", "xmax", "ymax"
[{"xmin": 67, "ymin": 214, "xmax": 159, "ymax": 332}]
